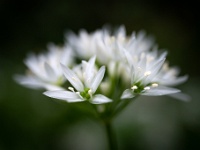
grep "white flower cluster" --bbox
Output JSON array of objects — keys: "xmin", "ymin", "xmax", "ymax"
[
  {"xmin": 15, "ymin": 43, "xmax": 73, "ymax": 90},
  {"xmin": 15, "ymin": 25, "xmax": 188, "ymax": 104}
]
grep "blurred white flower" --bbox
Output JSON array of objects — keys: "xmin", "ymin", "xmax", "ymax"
[
  {"xmin": 14, "ymin": 43, "xmax": 74, "ymax": 90},
  {"xmin": 96, "ymin": 26, "xmax": 154, "ymax": 64},
  {"xmin": 156, "ymin": 62, "xmax": 188, "ymax": 86},
  {"xmin": 44, "ymin": 56, "xmax": 112, "ymax": 104},
  {"xmin": 66, "ymin": 26, "xmax": 156, "ymax": 92},
  {"xmin": 66, "ymin": 29, "xmax": 97, "ymax": 59},
  {"xmin": 155, "ymin": 62, "xmax": 189, "ymax": 101},
  {"xmin": 66, "ymin": 26, "xmax": 153, "ymax": 65}
]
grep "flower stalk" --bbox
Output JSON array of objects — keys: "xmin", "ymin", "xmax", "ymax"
[{"xmin": 104, "ymin": 120, "xmax": 117, "ymax": 150}]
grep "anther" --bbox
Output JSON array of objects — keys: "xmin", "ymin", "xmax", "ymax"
[
  {"xmin": 68, "ymin": 87, "xmax": 75, "ymax": 92},
  {"xmin": 88, "ymin": 89, "xmax": 93, "ymax": 97},
  {"xmin": 88, "ymin": 89, "xmax": 92, "ymax": 94},
  {"xmin": 131, "ymin": 85, "xmax": 138, "ymax": 90},
  {"xmin": 152, "ymin": 83, "xmax": 158, "ymax": 87},
  {"xmin": 144, "ymin": 86, "xmax": 150, "ymax": 90},
  {"xmin": 144, "ymin": 71, "xmax": 151, "ymax": 76}
]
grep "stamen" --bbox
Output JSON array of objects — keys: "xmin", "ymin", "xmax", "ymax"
[
  {"xmin": 152, "ymin": 83, "xmax": 158, "ymax": 87},
  {"xmin": 144, "ymin": 71, "xmax": 151, "ymax": 76},
  {"xmin": 88, "ymin": 89, "xmax": 93, "ymax": 98},
  {"xmin": 68, "ymin": 87, "xmax": 75, "ymax": 92},
  {"xmin": 88, "ymin": 89, "xmax": 92, "ymax": 94},
  {"xmin": 131, "ymin": 85, "xmax": 138, "ymax": 90},
  {"xmin": 144, "ymin": 86, "xmax": 150, "ymax": 90}
]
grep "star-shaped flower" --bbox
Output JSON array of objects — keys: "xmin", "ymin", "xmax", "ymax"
[
  {"xmin": 14, "ymin": 44, "xmax": 73, "ymax": 90},
  {"xmin": 44, "ymin": 56, "xmax": 112, "ymax": 104},
  {"xmin": 121, "ymin": 51, "xmax": 181, "ymax": 99}
]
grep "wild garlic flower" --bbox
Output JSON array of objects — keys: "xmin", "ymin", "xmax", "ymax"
[
  {"xmin": 15, "ymin": 25, "xmax": 188, "ymax": 104},
  {"xmin": 14, "ymin": 43, "xmax": 74, "ymax": 90},
  {"xmin": 156, "ymin": 62, "xmax": 188, "ymax": 86},
  {"xmin": 66, "ymin": 29, "xmax": 97, "ymax": 59},
  {"xmin": 66, "ymin": 26, "xmax": 155, "ymax": 90},
  {"xmin": 66, "ymin": 26, "xmax": 153, "ymax": 65},
  {"xmin": 121, "ymin": 50, "xmax": 182, "ymax": 99},
  {"xmin": 65, "ymin": 25, "xmax": 188, "ymax": 101},
  {"xmin": 44, "ymin": 56, "xmax": 112, "ymax": 104}
]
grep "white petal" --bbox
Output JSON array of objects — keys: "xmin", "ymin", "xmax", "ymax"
[
  {"xmin": 14, "ymin": 74, "xmax": 65, "ymax": 90},
  {"xmin": 130, "ymin": 66, "xmax": 135, "ymax": 85},
  {"xmin": 14, "ymin": 75, "xmax": 43, "ymax": 89},
  {"xmin": 86, "ymin": 56, "xmax": 96, "ymax": 74},
  {"xmin": 84, "ymin": 56, "xmax": 96, "ymax": 86},
  {"xmin": 43, "ymin": 90, "xmax": 84, "ymax": 102},
  {"xmin": 60, "ymin": 46, "xmax": 74, "ymax": 65},
  {"xmin": 150, "ymin": 58, "xmax": 165, "ymax": 76},
  {"xmin": 121, "ymin": 89, "xmax": 135, "ymax": 99},
  {"xmin": 66, "ymin": 99, "xmax": 85, "ymax": 103},
  {"xmin": 161, "ymin": 75, "xmax": 188, "ymax": 86},
  {"xmin": 91, "ymin": 94, "xmax": 112, "ymax": 104},
  {"xmin": 43, "ymin": 84, "xmax": 65, "ymax": 91},
  {"xmin": 124, "ymin": 51, "xmax": 133, "ymax": 67},
  {"xmin": 61, "ymin": 63, "xmax": 84, "ymax": 91},
  {"xmin": 142, "ymin": 86, "xmax": 180, "ymax": 96},
  {"xmin": 44, "ymin": 62, "xmax": 57, "ymax": 80},
  {"xmin": 115, "ymin": 25, "xmax": 126, "ymax": 37},
  {"xmin": 168, "ymin": 93, "xmax": 191, "ymax": 102},
  {"xmin": 90, "ymin": 66, "xmax": 105, "ymax": 92},
  {"xmin": 24, "ymin": 54, "xmax": 47, "ymax": 80},
  {"xmin": 158, "ymin": 51, "xmax": 168, "ymax": 61},
  {"xmin": 24, "ymin": 54, "xmax": 39, "ymax": 75}
]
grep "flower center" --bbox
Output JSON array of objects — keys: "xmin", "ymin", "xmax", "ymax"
[
  {"xmin": 80, "ymin": 88, "xmax": 92, "ymax": 100},
  {"xmin": 131, "ymin": 83, "xmax": 145, "ymax": 94},
  {"xmin": 131, "ymin": 82, "xmax": 158, "ymax": 94}
]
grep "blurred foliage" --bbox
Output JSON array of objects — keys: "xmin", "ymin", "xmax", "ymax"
[{"xmin": 0, "ymin": 0, "xmax": 200, "ymax": 150}]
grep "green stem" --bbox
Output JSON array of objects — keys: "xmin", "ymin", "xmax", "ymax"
[
  {"xmin": 112, "ymin": 96, "xmax": 138, "ymax": 117},
  {"xmin": 104, "ymin": 120, "xmax": 117, "ymax": 150},
  {"xmin": 113, "ymin": 99, "xmax": 131, "ymax": 116}
]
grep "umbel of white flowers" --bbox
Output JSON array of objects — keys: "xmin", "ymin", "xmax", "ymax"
[{"xmin": 15, "ymin": 25, "xmax": 189, "ymax": 104}]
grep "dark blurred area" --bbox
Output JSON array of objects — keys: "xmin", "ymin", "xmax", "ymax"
[{"xmin": 0, "ymin": 0, "xmax": 200, "ymax": 150}]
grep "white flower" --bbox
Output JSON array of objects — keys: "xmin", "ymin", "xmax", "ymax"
[
  {"xmin": 156, "ymin": 62, "xmax": 188, "ymax": 86},
  {"xmin": 66, "ymin": 30, "xmax": 97, "ymax": 59},
  {"xmin": 44, "ymin": 56, "xmax": 112, "ymax": 104},
  {"xmin": 121, "ymin": 50, "xmax": 182, "ymax": 99},
  {"xmin": 15, "ymin": 25, "xmax": 188, "ymax": 103},
  {"xmin": 14, "ymin": 43, "xmax": 74, "ymax": 90},
  {"xmin": 97, "ymin": 26, "xmax": 154, "ymax": 64},
  {"xmin": 66, "ymin": 26, "xmax": 153, "ymax": 66},
  {"xmin": 66, "ymin": 25, "xmax": 187, "ymax": 100}
]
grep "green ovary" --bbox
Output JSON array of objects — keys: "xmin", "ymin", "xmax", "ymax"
[{"xmin": 80, "ymin": 88, "xmax": 91, "ymax": 100}]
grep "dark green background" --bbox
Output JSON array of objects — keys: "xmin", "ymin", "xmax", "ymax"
[{"xmin": 0, "ymin": 0, "xmax": 200, "ymax": 150}]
